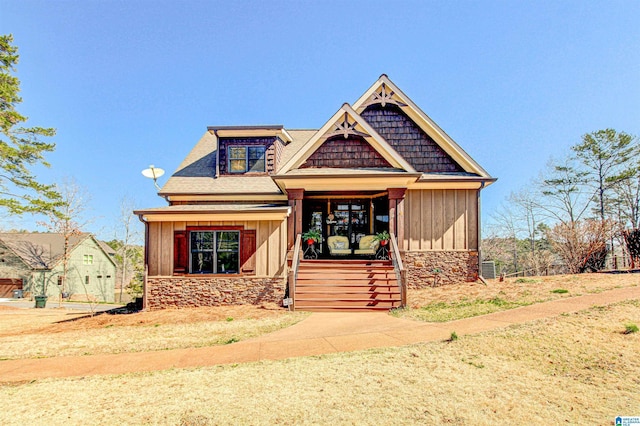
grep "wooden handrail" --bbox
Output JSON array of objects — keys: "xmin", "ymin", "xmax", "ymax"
[
  {"xmin": 389, "ymin": 233, "xmax": 407, "ymax": 308},
  {"xmin": 288, "ymin": 233, "xmax": 303, "ymax": 311}
]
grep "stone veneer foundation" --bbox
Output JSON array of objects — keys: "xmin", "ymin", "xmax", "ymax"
[
  {"xmin": 403, "ymin": 250, "xmax": 479, "ymax": 289},
  {"xmin": 145, "ymin": 276, "xmax": 286, "ymax": 310}
]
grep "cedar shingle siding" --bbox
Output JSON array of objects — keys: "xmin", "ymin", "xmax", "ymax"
[
  {"xmin": 301, "ymin": 136, "xmax": 393, "ymax": 169},
  {"xmin": 218, "ymin": 137, "xmax": 277, "ymax": 175},
  {"xmin": 361, "ymin": 104, "xmax": 464, "ymax": 173}
]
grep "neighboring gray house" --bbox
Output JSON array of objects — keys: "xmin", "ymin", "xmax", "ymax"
[{"xmin": 0, "ymin": 233, "xmax": 116, "ymax": 302}]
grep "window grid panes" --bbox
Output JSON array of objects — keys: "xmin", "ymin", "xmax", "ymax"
[
  {"xmin": 228, "ymin": 146, "xmax": 266, "ymax": 173},
  {"xmin": 228, "ymin": 147, "xmax": 247, "ymax": 173},
  {"xmin": 248, "ymin": 147, "xmax": 265, "ymax": 172},
  {"xmin": 190, "ymin": 231, "xmax": 240, "ymax": 274}
]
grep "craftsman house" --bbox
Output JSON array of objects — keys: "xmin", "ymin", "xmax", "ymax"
[
  {"xmin": 0, "ymin": 233, "xmax": 116, "ymax": 302},
  {"xmin": 135, "ymin": 75, "xmax": 495, "ymax": 311}
]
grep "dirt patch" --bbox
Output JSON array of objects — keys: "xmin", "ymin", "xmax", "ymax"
[
  {"xmin": 0, "ymin": 303, "xmax": 288, "ymax": 337},
  {"xmin": 0, "ymin": 305, "xmax": 19, "ymax": 311},
  {"xmin": 0, "ymin": 303, "xmax": 305, "ymax": 360}
]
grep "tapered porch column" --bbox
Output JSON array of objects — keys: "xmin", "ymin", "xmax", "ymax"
[
  {"xmin": 287, "ymin": 188, "xmax": 304, "ymax": 249},
  {"xmin": 388, "ymin": 188, "xmax": 406, "ymax": 250}
]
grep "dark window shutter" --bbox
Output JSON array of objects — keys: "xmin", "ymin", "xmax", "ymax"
[
  {"xmin": 174, "ymin": 231, "xmax": 188, "ymax": 274},
  {"xmin": 241, "ymin": 230, "xmax": 256, "ymax": 274}
]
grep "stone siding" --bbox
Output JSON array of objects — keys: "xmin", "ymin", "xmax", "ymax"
[
  {"xmin": 146, "ymin": 276, "xmax": 286, "ymax": 310},
  {"xmin": 403, "ymin": 250, "xmax": 479, "ymax": 288}
]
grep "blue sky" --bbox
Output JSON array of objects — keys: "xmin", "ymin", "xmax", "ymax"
[{"xmin": 2, "ymin": 0, "xmax": 639, "ymax": 241}]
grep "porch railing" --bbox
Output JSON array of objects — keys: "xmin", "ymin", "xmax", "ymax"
[
  {"xmin": 288, "ymin": 233, "xmax": 303, "ymax": 311},
  {"xmin": 389, "ymin": 233, "xmax": 407, "ymax": 307}
]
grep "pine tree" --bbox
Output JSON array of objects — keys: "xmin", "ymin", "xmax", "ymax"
[{"xmin": 0, "ymin": 34, "xmax": 61, "ymax": 215}]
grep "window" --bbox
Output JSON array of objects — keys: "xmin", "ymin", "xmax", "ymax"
[
  {"xmin": 228, "ymin": 146, "xmax": 265, "ymax": 173},
  {"xmin": 190, "ymin": 231, "xmax": 240, "ymax": 274},
  {"xmin": 174, "ymin": 228, "xmax": 255, "ymax": 275},
  {"xmin": 85, "ymin": 275, "xmax": 90, "ymax": 285},
  {"xmin": 83, "ymin": 254, "xmax": 94, "ymax": 265}
]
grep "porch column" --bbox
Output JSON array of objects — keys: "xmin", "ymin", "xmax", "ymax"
[
  {"xmin": 388, "ymin": 188, "xmax": 406, "ymax": 250},
  {"xmin": 287, "ymin": 188, "xmax": 304, "ymax": 249}
]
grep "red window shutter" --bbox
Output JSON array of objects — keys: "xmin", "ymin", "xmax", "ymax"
[
  {"xmin": 241, "ymin": 230, "xmax": 256, "ymax": 274},
  {"xmin": 174, "ymin": 231, "xmax": 188, "ymax": 274}
]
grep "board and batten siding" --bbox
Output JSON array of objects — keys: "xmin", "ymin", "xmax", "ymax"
[
  {"xmin": 403, "ymin": 189, "xmax": 479, "ymax": 251},
  {"xmin": 147, "ymin": 219, "xmax": 288, "ymax": 277}
]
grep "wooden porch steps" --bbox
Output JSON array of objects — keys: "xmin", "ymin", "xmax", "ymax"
[{"xmin": 294, "ymin": 259, "xmax": 401, "ymax": 312}]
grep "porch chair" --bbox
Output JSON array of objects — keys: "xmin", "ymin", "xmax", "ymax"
[
  {"xmin": 353, "ymin": 235, "xmax": 380, "ymax": 256},
  {"xmin": 327, "ymin": 236, "xmax": 351, "ymax": 256}
]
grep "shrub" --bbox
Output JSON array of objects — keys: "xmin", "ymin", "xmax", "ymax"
[{"xmin": 623, "ymin": 323, "xmax": 638, "ymax": 334}]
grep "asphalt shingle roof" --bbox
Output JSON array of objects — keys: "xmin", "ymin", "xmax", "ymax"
[{"xmin": 0, "ymin": 233, "xmax": 90, "ymax": 270}]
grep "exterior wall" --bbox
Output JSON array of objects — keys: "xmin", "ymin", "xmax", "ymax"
[
  {"xmin": 401, "ymin": 188, "xmax": 480, "ymax": 285},
  {"xmin": 361, "ymin": 104, "xmax": 464, "ymax": 173},
  {"xmin": 145, "ymin": 276, "xmax": 286, "ymax": 310},
  {"xmin": 403, "ymin": 189, "xmax": 478, "ymax": 251},
  {"xmin": 403, "ymin": 250, "xmax": 479, "ymax": 288},
  {"xmin": 147, "ymin": 219, "xmax": 288, "ymax": 277},
  {"xmin": 301, "ymin": 136, "xmax": 393, "ymax": 169},
  {"xmin": 61, "ymin": 238, "xmax": 116, "ymax": 302},
  {"xmin": 0, "ymin": 238, "xmax": 115, "ymax": 301}
]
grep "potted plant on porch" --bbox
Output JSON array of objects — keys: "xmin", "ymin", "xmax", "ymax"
[
  {"xmin": 302, "ymin": 229, "xmax": 322, "ymax": 246},
  {"xmin": 374, "ymin": 230, "xmax": 390, "ymax": 246}
]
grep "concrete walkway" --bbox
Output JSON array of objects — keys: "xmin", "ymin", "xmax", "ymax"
[{"xmin": 0, "ymin": 286, "xmax": 638, "ymax": 383}]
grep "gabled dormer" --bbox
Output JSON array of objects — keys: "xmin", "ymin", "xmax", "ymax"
[{"xmin": 208, "ymin": 125, "xmax": 293, "ymax": 176}]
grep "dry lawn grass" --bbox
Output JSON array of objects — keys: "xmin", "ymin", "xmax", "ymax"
[
  {"xmin": 0, "ymin": 300, "xmax": 637, "ymax": 425},
  {"xmin": 0, "ymin": 304, "xmax": 308, "ymax": 360},
  {"xmin": 398, "ymin": 272, "xmax": 640, "ymax": 322}
]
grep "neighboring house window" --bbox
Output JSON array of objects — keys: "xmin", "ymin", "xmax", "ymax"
[
  {"xmin": 190, "ymin": 231, "xmax": 240, "ymax": 274},
  {"xmin": 57, "ymin": 276, "xmax": 63, "ymax": 286},
  {"xmin": 228, "ymin": 146, "xmax": 266, "ymax": 173},
  {"xmin": 85, "ymin": 276, "xmax": 90, "ymax": 285},
  {"xmin": 83, "ymin": 254, "xmax": 93, "ymax": 265}
]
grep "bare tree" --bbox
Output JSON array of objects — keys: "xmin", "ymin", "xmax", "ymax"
[
  {"xmin": 547, "ymin": 219, "xmax": 613, "ymax": 273},
  {"xmin": 538, "ymin": 158, "xmax": 591, "ymax": 225},
  {"xmin": 38, "ymin": 177, "xmax": 92, "ymax": 303},
  {"xmin": 111, "ymin": 196, "xmax": 143, "ymax": 303}
]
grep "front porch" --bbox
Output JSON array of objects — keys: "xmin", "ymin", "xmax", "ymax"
[{"xmin": 287, "ymin": 188, "xmax": 407, "ymax": 260}]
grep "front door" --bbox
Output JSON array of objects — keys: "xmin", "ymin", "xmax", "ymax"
[{"xmin": 328, "ymin": 200, "xmax": 370, "ymax": 246}]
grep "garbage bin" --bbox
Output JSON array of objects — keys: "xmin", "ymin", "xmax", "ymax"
[
  {"xmin": 34, "ymin": 295, "xmax": 48, "ymax": 308},
  {"xmin": 12, "ymin": 289, "xmax": 23, "ymax": 299}
]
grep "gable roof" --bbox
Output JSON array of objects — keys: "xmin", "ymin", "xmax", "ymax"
[
  {"xmin": 276, "ymin": 103, "xmax": 416, "ymax": 174},
  {"xmin": 0, "ymin": 233, "xmax": 115, "ymax": 270},
  {"xmin": 353, "ymin": 74, "xmax": 492, "ymax": 178},
  {"xmin": 156, "ymin": 75, "xmax": 494, "ymax": 200}
]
